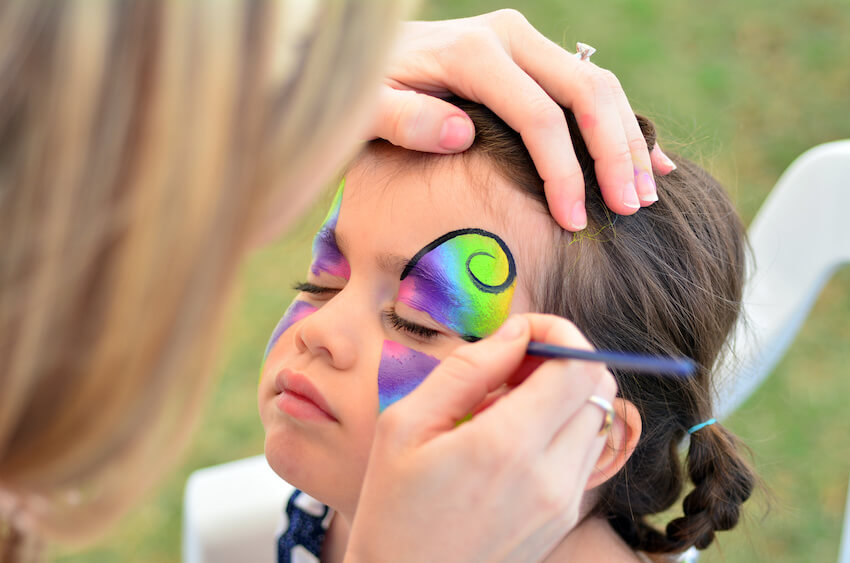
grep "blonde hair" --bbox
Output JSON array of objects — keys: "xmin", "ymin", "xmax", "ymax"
[{"xmin": 0, "ymin": 0, "xmax": 401, "ymax": 558}]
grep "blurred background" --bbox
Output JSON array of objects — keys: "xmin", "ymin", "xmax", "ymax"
[{"xmin": 55, "ymin": 0, "xmax": 849, "ymax": 561}]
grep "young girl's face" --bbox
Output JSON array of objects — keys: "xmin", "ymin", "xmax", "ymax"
[{"xmin": 258, "ymin": 151, "xmax": 557, "ymax": 516}]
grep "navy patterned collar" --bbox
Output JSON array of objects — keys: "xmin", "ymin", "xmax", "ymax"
[{"xmin": 278, "ymin": 489, "xmax": 333, "ymax": 563}]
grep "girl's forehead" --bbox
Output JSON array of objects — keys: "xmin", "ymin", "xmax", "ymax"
[
  {"xmin": 345, "ymin": 157, "xmax": 479, "ymax": 210},
  {"xmin": 337, "ymin": 154, "xmax": 557, "ymax": 295},
  {"xmin": 340, "ymin": 155, "xmax": 529, "ymax": 243}
]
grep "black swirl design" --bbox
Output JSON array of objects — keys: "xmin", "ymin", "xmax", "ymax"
[{"xmin": 401, "ymin": 228, "xmax": 516, "ymax": 294}]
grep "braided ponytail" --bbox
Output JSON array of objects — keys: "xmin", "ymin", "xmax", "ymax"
[
  {"xmin": 598, "ymin": 416, "xmax": 756, "ymax": 554},
  {"xmin": 665, "ymin": 422, "xmax": 755, "ymax": 550}
]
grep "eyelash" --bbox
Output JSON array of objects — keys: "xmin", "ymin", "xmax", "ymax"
[
  {"xmin": 293, "ymin": 281, "xmax": 440, "ymax": 341},
  {"xmin": 384, "ymin": 309, "xmax": 440, "ymax": 341},
  {"xmin": 292, "ymin": 281, "xmax": 338, "ymax": 296}
]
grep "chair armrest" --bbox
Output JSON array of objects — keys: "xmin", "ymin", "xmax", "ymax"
[
  {"xmin": 182, "ymin": 455, "xmax": 293, "ymax": 563},
  {"xmin": 715, "ymin": 140, "xmax": 850, "ymax": 419},
  {"xmin": 839, "ymin": 473, "xmax": 850, "ymax": 563}
]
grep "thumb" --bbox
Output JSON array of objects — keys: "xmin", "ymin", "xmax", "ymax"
[
  {"xmin": 388, "ymin": 316, "xmax": 530, "ymax": 444},
  {"xmin": 368, "ymin": 85, "xmax": 475, "ymax": 153}
]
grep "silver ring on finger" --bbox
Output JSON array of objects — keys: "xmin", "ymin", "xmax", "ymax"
[
  {"xmin": 574, "ymin": 42, "xmax": 597, "ymax": 62},
  {"xmin": 587, "ymin": 395, "xmax": 614, "ymax": 436}
]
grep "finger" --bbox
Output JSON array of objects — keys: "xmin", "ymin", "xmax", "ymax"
[
  {"xmin": 473, "ymin": 315, "xmax": 608, "ymax": 452},
  {"xmin": 533, "ymin": 59, "xmax": 641, "ymax": 215},
  {"xmin": 497, "ymin": 21, "xmax": 643, "ymax": 216},
  {"xmin": 548, "ymin": 368, "xmax": 617, "ymax": 463},
  {"xmin": 386, "ymin": 315, "xmax": 531, "ymax": 444},
  {"xmin": 611, "ymin": 84, "xmax": 657, "ymax": 206},
  {"xmin": 545, "ymin": 368, "xmax": 618, "ymax": 488},
  {"xmin": 650, "ymin": 144, "xmax": 677, "ymax": 175},
  {"xmin": 577, "ymin": 65, "xmax": 643, "ymax": 215},
  {"xmin": 369, "ymin": 85, "xmax": 475, "ymax": 153},
  {"xmin": 443, "ymin": 46, "xmax": 587, "ymax": 231}
]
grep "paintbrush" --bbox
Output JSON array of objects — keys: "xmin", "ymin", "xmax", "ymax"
[{"xmin": 526, "ymin": 341, "xmax": 696, "ymax": 376}]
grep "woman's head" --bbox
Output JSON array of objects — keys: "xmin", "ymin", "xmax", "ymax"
[{"xmin": 0, "ymin": 0, "xmax": 400, "ymax": 550}]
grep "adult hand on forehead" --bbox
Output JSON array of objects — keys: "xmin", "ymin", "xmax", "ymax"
[
  {"xmin": 346, "ymin": 314, "xmax": 617, "ymax": 562},
  {"xmin": 368, "ymin": 9, "xmax": 676, "ymax": 231}
]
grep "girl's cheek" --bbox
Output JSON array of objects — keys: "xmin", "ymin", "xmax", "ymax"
[
  {"xmin": 263, "ymin": 300, "xmax": 318, "ymax": 361},
  {"xmin": 377, "ymin": 339, "xmax": 440, "ymax": 412}
]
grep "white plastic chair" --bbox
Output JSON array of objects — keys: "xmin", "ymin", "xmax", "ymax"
[
  {"xmin": 183, "ymin": 141, "xmax": 850, "ymax": 563},
  {"xmin": 714, "ymin": 140, "xmax": 850, "ymax": 420},
  {"xmin": 183, "ymin": 455, "xmax": 294, "ymax": 563},
  {"xmin": 842, "ymin": 472, "xmax": 850, "ymax": 563}
]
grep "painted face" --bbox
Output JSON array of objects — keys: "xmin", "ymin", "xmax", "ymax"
[
  {"xmin": 398, "ymin": 228, "xmax": 516, "ymax": 342},
  {"xmin": 377, "ymin": 340, "xmax": 440, "ymax": 412},
  {"xmin": 261, "ymin": 181, "xmax": 350, "ymax": 367},
  {"xmin": 258, "ymin": 154, "xmax": 554, "ymax": 518},
  {"xmin": 311, "ymin": 181, "xmax": 351, "ymax": 280},
  {"xmin": 264, "ymin": 300, "xmax": 318, "ymax": 359},
  {"xmin": 376, "ymin": 227, "xmax": 516, "ymax": 409}
]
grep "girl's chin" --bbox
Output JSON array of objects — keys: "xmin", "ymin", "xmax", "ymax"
[{"xmin": 263, "ymin": 430, "xmax": 332, "ymax": 492}]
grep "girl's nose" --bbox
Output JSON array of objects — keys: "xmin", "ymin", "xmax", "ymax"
[{"xmin": 294, "ymin": 301, "xmax": 358, "ymax": 371}]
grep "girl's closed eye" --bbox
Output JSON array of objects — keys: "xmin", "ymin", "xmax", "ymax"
[
  {"xmin": 383, "ymin": 309, "xmax": 441, "ymax": 341},
  {"xmin": 292, "ymin": 280, "xmax": 340, "ymax": 299}
]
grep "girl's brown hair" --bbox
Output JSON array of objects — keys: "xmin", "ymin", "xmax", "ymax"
[{"xmin": 372, "ymin": 98, "xmax": 756, "ymax": 554}]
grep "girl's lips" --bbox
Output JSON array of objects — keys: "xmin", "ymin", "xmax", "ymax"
[{"xmin": 274, "ymin": 369, "xmax": 338, "ymax": 422}]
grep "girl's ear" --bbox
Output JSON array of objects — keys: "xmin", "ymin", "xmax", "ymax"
[{"xmin": 584, "ymin": 398, "xmax": 641, "ymax": 491}]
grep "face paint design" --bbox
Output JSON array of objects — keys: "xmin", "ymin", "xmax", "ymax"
[
  {"xmin": 377, "ymin": 340, "xmax": 440, "ymax": 412},
  {"xmin": 398, "ymin": 228, "xmax": 516, "ymax": 341},
  {"xmin": 263, "ymin": 182, "xmax": 346, "ymax": 366},
  {"xmin": 311, "ymin": 180, "xmax": 350, "ymax": 279},
  {"xmin": 264, "ymin": 300, "xmax": 317, "ymax": 360}
]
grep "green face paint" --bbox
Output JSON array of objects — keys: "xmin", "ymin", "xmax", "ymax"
[{"xmin": 397, "ymin": 228, "xmax": 516, "ymax": 340}]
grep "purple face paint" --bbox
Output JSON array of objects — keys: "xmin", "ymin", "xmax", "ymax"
[
  {"xmin": 264, "ymin": 300, "xmax": 317, "ymax": 360},
  {"xmin": 311, "ymin": 228, "xmax": 350, "ymax": 279},
  {"xmin": 263, "ymin": 183, "xmax": 346, "ymax": 370},
  {"xmin": 311, "ymin": 180, "xmax": 350, "ymax": 279},
  {"xmin": 377, "ymin": 340, "xmax": 440, "ymax": 412},
  {"xmin": 398, "ymin": 228, "xmax": 516, "ymax": 341}
]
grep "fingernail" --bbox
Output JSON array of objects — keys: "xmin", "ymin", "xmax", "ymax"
[
  {"xmin": 636, "ymin": 171, "xmax": 658, "ymax": 203},
  {"xmin": 439, "ymin": 115, "xmax": 474, "ymax": 151},
  {"xmin": 622, "ymin": 181, "xmax": 640, "ymax": 209},
  {"xmin": 658, "ymin": 150, "xmax": 677, "ymax": 172},
  {"xmin": 570, "ymin": 200, "xmax": 587, "ymax": 230},
  {"xmin": 494, "ymin": 315, "xmax": 524, "ymax": 341}
]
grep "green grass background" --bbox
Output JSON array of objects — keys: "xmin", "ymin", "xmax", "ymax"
[{"xmin": 55, "ymin": 0, "xmax": 850, "ymax": 561}]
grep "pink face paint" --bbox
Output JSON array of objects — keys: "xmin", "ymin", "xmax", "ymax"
[
  {"xmin": 398, "ymin": 228, "xmax": 516, "ymax": 341},
  {"xmin": 264, "ymin": 300, "xmax": 317, "ymax": 360},
  {"xmin": 311, "ymin": 180, "xmax": 350, "ymax": 279},
  {"xmin": 377, "ymin": 340, "xmax": 440, "ymax": 412}
]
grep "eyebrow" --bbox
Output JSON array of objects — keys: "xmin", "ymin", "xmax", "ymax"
[
  {"xmin": 325, "ymin": 227, "xmax": 411, "ymax": 278},
  {"xmin": 376, "ymin": 252, "xmax": 411, "ymax": 277}
]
